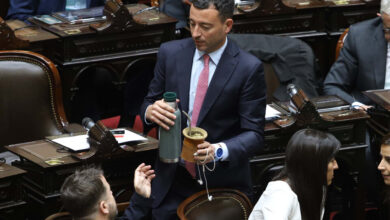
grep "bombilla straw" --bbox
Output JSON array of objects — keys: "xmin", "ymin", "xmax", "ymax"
[{"xmin": 182, "ymin": 111, "xmax": 192, "ymax": 136}]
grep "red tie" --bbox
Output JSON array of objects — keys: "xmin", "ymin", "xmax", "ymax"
[
  {"xmin": 186, "ymin": 54, "xmax": 210, "ymax": 178},
  {"xmin": 191, "ymin": 54, "xmax": 210, "ymax": 127}
]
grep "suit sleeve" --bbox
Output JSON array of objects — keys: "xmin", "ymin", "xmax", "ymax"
[
  {"xmin": 224, "ymin": 61, "xmax": 266, "ymax": 165},
  {"xmin": 119, "ymin": 193, "xmax": 153, "ymax": 220},
  {"xmin": 323, "ymin": 27, "xmax": 359, "ymax": 104},
  {"xmin": 140, "ymin": 45, "xmax": 167, "ymax": 126},
  {"xmin": 6, "ymin": 0, "xmax": 38, "ymax": 22}
]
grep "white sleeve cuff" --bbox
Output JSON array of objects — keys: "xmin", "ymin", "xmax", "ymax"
[
  {"xmin": 351, "ymin": 101, "xmax": 364, "ymax": 109},
  {"xmin": 214, "ymin": 142, "xmax": 229, "ymax": 161}
]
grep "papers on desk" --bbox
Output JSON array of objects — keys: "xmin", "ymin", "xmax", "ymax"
[
  {"xmin": 113, "ymin": 129, "xmax": 148, "ymax": 144},
  {"xmin": 51, "ymin": 129, "xmax": 147, "ymax": 152},
  {"xmin": 266, "ymin": 105, "xmax": 282, "ymax": 121},
  {"xmin": 52, "ymin": 134, "xmax": 89, "ymax": 151}
]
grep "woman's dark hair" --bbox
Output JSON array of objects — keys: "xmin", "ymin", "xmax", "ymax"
[{"xmin": 275, "ymin": 128, "xmax": 340, "ymax": 220}]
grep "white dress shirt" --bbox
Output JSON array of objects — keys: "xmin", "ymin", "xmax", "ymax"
[
  {"xmin": 249, "ymin": 180, "xmax": 302, "ymax": 220},
  {"xmin": 249, "ymin": 180, "xmax": 325, "ymax": 220}
]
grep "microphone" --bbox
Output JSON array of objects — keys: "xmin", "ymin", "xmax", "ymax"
[
  {"xmin": 82, "ymin": 117, "xmax": 95, "ymax": 130},
  {"xmin": 287, "ymin": 84, "xmax": 298, "ymax": 97}
]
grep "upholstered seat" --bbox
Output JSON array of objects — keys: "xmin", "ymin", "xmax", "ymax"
[
  {"xmin": 335, "ymin": 28, "xmax": 349, "ymax": 61},
  {"xmin": 177, "ymin": 188, "xmax": 253, "ymax": 220},
  {"xmin": 0, "ymin": 50, "xmax": 75, "ymax": 150}
]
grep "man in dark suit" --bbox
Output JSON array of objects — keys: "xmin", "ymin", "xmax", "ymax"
[
  {"xmin": 125, "ymin": 0, "xmax": 266, "ymax": 219},
  {"xmin": 324, "ymin": 0, "xmax": 390, "ymax": 208},
  {"xmin": 6, "ymin": 0, "xmax": 105, "ymax": 22},
  {"xmin": 323, "ymin": 0, "xmax": 390, "ymax": 110}
]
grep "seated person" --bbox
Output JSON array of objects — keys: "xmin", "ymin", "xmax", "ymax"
[
  {"xmin": 6, "ymin": 0, "xmax": 105, "ymax": 22},
  {"xmin": 249, "ymin": 129, "xmax": 340, "ymax": 220},
  {"xmin": 324, "ymin": 0, "xmax": 389, "ymax": 205},
  {"xmin": 323, "ymin": 0, "xmax": 390, "ymax": 111},
  {"xmin": 378, "ymin": 138, "xmax": 390, "ymax": 219},
  {"xmin": 60, "ymin": 163, "xmax": 155, "ymax": 220}
]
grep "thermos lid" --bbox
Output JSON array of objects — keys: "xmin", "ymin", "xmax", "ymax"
[{"xmin": 163, "ymin": 92, "xmax": 177, "ymax": 102}]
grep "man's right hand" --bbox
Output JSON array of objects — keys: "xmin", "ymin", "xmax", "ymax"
[
  {"xmin": 145, "ymin": 99, "xmax": 178, "ymax": 130},
  {"xmin": 358, "ymin": 104, "xmax": 373, "ymax": 111},
  {"xmin": 351, "ymin": 101, "xmax": 373, "ymax": 111}
]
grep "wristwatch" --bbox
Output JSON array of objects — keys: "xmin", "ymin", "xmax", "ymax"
[{"xmin": 214, "ymin": 144, "xmax": 223, "ymax": 160}]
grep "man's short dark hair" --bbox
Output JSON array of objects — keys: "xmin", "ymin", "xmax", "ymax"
[
  {"xmin": 383, "ymin": 135, "xmax": 390, "ymax": 146},
  {"xmin": 60, "ymin": 167, "xmax": 106, "ymax": 219},
  {"xmin": 192, "ymin": 0, "xmax": 234, "ymax": 21}
]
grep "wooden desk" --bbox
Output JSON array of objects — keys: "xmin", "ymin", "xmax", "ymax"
[
  {"xmin": 5, "ymin": 130, "xmax": 158, "ymax": 219},
  {"xmin": 0, "ymin": 164, "xmax": 26, "ymax": 220}
]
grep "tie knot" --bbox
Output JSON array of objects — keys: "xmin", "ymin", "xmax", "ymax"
[{"xmin": 203, "ymin": 54, "xmax": 210, "ymax": 64}]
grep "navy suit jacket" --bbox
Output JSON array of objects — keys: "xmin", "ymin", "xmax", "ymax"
[
  {"xmin": 140, "ymin": 37, "xmax": 266, "ymax": 209},
  {"xmin": 6, "ymin": 0, "xmax": 105, "ymax": 22},
  {"xmin": 324, "ymin": 17, "xmax": 387, "ymax": 104}
]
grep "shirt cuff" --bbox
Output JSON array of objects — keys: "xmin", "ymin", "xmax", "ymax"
[
  {"xmin": 351, "ymin": 101, "xmax": 364, "ymax": 109},
  {"xmin": 214, "ymin": 142, "xmax": 229, "ymax": 161}
]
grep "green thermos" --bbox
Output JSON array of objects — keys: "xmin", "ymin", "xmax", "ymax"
[{"xmin": 159, "ymin": 92, "xmax": 182, "ymax": 163}]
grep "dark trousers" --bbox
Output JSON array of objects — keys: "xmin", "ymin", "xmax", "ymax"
[{"xmin": 152, "ymin": 165, "xmax": 203, "ymax": 220}]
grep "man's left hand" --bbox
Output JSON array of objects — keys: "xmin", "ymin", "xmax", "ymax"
[
  {"xmin": 134, "ymin": 163, "xmax": 155, "ymax": 198},
  {"xmin": 194, "ymin": 141, "xmax": 215, "ymax": 164}
]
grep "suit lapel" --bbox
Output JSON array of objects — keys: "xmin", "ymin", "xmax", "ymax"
[
  {"xmin": 177, "ymin": 40, "xmax": 196, "ymax": 115},
  {"xmin": 197, "ymin": 40, "xmax": 239, "ymax": 126},
  {"xmin": 374, "ymin": 22, "xmax": 387, "ymax": 89}
]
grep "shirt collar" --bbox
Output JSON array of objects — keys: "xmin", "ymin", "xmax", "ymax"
[{"xmin": 194, "ymin": 37, "xmax": 228, "ymax": 65}]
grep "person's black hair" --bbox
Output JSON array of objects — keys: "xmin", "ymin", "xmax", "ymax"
[
  {"xmin": 275, "ymin": 128, "xmax": 340, "ymax": 220},
  {"xmin": 382, "ymin": 135, "xmax": 390, "ymax": 146},
  {"xmin": 60, "ymin": 166, "xmax": 106, "ymax": 219},
  {"xmin": 192, "ymin": 0, "xmax": 234, "ymax": 21}
]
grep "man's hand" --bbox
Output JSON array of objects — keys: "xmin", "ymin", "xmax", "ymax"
[
  {"xmin": 357, "ymin": 104, "xmax": 373, "ymax": 111},
  {"xmin": 145, "ymin": 99, "xmax": 179, "ymax": 130},
  {"xmin": 134, "ymin": 163, "xmax": 155, "ymax": 198},
  {"xmin": 194, "ymin": 141, "xmax": 216, "ymax": 164},
  {"xmin": 351, "ymin": 101, "xmax": 373, "ymax": 111}
]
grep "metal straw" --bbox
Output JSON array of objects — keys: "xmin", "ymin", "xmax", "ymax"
[{"xmin": 182, "ymin": 111, "xmax": 192, "ymax": 136}]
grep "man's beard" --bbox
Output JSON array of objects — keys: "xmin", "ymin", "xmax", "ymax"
[{"xmin": 108, "ymin": 202, "xmax": 118, "ymax": 220}]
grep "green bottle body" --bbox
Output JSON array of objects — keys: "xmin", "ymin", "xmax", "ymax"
[{"xmin": 159, "ymin": 96, "xmax": 182, "ymax": 163}]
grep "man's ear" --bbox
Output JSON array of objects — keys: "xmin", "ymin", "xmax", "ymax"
[
  {"xmin": 99, "ymin": 200, "xmax": 109, "ymax": 215},
  {"xmin": 224, "ymin": 18, "xmax": 233, "ymax": 34}
]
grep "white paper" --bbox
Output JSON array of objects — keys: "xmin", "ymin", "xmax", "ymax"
[
  {"xmin": 112, "ymin": 129, "xmax": 148, "ymax": 144},
  {"xmin": 52, "ymin": 134, "xmax": 90, "ymax": 151},
  {"xmin": 266, "ymin": 105, "xmax": 282, "ymax": 120},
  {"xmin": 51, "ymin": 129, "xmax": 148, "ymax": 151}
]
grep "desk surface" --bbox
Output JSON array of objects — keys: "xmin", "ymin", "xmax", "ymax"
[
  {"xmin": 5, "ymin": 129, "xmax": 158, "ymax": 169},
  {"xmin": 28, "ymin": 4, "xmax": 176, "ymax": 38},
  {"xmin": 0, "ymin": 164, "xmax": 26, "ymax": 179}
]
